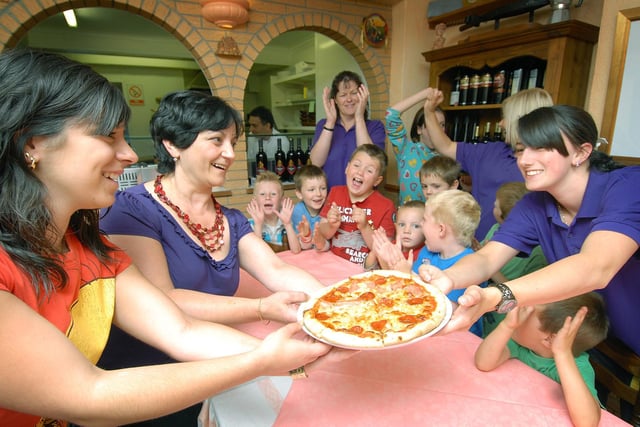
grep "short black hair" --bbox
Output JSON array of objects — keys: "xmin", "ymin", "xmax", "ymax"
[
  {"xmin": 247, "ymin": 106, "xmax": 276, "ymax": 129},
  {"xmin": 151, "ymin": 90, "xmax": 243, "ymax": 174}
]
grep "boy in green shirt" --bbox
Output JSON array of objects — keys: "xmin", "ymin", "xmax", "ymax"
[{"xmin": 475, "ymin": 292, "xmax": 609, "ymax": 427}]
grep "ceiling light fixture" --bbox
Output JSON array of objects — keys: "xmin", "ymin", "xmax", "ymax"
[
  {"xmin": 201, "ymin": 0, "xmax": 250, "ymax": 29},
  {"xmin": 63, "ymin": 10, "xmax": 78, "ymax": 28}
]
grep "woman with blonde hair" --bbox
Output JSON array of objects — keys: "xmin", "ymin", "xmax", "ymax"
[{"xmin": 422, "ymin": 87, "xmax": 553, "ymax": 239}]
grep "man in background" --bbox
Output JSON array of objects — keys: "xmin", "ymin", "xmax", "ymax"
[{"xmin": 247, "ymin": 106, "xmax": 287, "ymax": 161}]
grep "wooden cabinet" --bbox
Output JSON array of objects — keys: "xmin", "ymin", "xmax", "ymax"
[
  {"xmin": 270, "ymin": 69, "xmax": 316, "ymax": 132},
  {"xmin": 422, "ymin": 20, "xmax": 599, "ymax": 141}
]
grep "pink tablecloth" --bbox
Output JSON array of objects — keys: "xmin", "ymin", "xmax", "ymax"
[{"xmin": 235, "ymin": 250, "xmax": 629, "ymax": 427}]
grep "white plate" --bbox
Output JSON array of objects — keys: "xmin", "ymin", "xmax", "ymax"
[{"xmin": 298, "ymin": 270, "xmax": 453, "ymax": 350}]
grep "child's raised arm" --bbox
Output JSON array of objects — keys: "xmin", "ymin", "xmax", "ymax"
[
  {"xmin": 296, "ymin": 216, "xmax": 314, "ymax": 250},
  {"xmin": 276, "ymin": 197, "xmax": 301, "ymax": 254},
  {"xmin": 551, "ymin": 307, "xmax": 601, "ymax": 427},
  {"xmin": 246, "ymin": 198, "xmax": 264, "ymax": 238},
  {"xmin": 318, "ymin": 202, "xmax": 341, "ymax": 239},
  {"xmin": 474, "ymin": 306, "xmax": 534, "ymax": 371}
]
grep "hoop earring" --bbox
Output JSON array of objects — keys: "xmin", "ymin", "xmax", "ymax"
[{"xmin": 24, "ymin": 152, "xmax": 37, "ymax": 170}]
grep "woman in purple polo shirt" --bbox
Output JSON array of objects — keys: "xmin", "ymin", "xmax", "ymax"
[
  {"xmin": 309, "ymin": 70, "xmax": 386, "ymax": 189},
  {"xmin": 423, "ymin": 88, "xmax": 553, "ymax": 240},
  {"xmin": 421, "ymin": 105, "xmax": 640, "ymax": 357}
]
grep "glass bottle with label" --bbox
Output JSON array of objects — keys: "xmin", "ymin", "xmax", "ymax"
[
  {"xmin": 482, "ymin": 122, "xmax": 493, "ymax": 143},
  {"xmin": 295, "ymin": 137, "xmax": 306, "ymax": 172},
  {"xmin": 286, "ymin": 138, "xmax": 297, "ymax": 180},
  {"xmin": 479, "ymin": 72, "xmax": 492, "ymax": 105},
  {"xmin": 449, "ymin": 72, "xmax": 461, "ymax": 106},
  {"xmin": 470, "ymin": 124, "xmax": 481, "ymax": 144},
  {"xmin": 469, "ymin": 74, "xmax": 481, "ymax": 105},
  {"xmin": 256, "ymin": 138, "xmax": 268, "ymax": 177},
  {"xmin": 459, "ymin": 75, "xmax": 470, "ymax": 106},
  {"xmin": 274, "ymin": 137, "xmax": 287, "ymax": 180},
  {"xmin": 493, "ymin": 123, "xmax": 504, "ymax": 143},
  {"xmin": 305, "ymin": 137, "xmax": 313, "ymax": 165},
  {"xmin": 492, "ymin": 70, "xmax": 506, "ymax": 104}
]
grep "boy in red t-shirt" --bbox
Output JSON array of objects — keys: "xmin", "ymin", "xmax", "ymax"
[{"xmin": 316, "ymin": 144, "xmax": 396, "ymax": 264}]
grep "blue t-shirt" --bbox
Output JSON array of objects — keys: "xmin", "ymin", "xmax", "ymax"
[
  {"xmin": 312, "ymin": 117, "xmax": 386, "ymax": 190},
  {"xmin": 493, "ymin": 167, "xmax": 640, "ymax": 355},
  {"xmin": 456, "ymin": 141, "xmax": 523, "ymax": 240},
  {"xmin": 248, "ymin": 218, "xmax": 285, "ymax": 246},
  {"xmin": 291, "ymin": 201, "xmax": 323, "ymax": 235},
  {"xmin": 413, "ymin": 246, "xmax": 486, "ymax": 336}
]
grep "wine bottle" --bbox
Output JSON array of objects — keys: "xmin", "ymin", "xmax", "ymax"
[
  {"xmin": 286, "ymin": 138, "xmax": 297, "ymax": 179},
  {"xmin": 451, "ymin": 114, "xmax": 461, "ymax": 142},
  {"xmin": 509, "ymin": 68, "xmax": 523, "ymax": 97},
  {"xmin": 449, "ymin": 72, "xmax": 461, "ymax": 106},
  {"xmin": 492, "ymin": 70, "xmax": 506, "ymax": 104},
  {"xmin": 295, "ymin": 137, "xmax": 306, "ymax": 172},
  {"xmin": 479, "ymin": 72, "xmax": 492, "ymax": 105},
  {"xmin": 459, "ymin": 75, "xmax": 470, "ymax": 106},
  {"xmin": 469, "ymin": 74, "xmax": 480, "ymax": 105},
  {"xmin": 493, "ymin": 123, "xmax": 504, "ymax": 143},
  {"xmin": 305, "ymin": 137, "xmax": 312, "ymax": 165},
  {"xmin": 461, "ymin": 114, "xmax": 471, "ymax": 143},
  {"xmin": 255, "ymin": 138, "xmax": 268, "ymax": 176},
  {"xmin": 527, "ymin": 68, "xmax": 539, "ymax": 89},
  {"xmin": 470, "ymin": 124, "xmax": 481, "ymax": 144},
  {"xmin": 482, "ymin": 122, "xmax": 492, "ymax": 143},
  {"xmin": 274, "ymin": 137, "xmax": 287, "ymax": 180}
]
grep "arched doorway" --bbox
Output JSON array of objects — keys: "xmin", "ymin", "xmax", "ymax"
[{"xmin": 0, "ymin": 0, "xmax": 392, "ymax": 209}]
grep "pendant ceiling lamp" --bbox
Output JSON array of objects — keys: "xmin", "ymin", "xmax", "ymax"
[{"xmin": 201, "ymin": 0, "xmax": 250, "ymax": 29}]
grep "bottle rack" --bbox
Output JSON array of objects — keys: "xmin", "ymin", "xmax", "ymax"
[{"xmin": 423, "ymin": 20, "xmax": 599, "ymax": 143}]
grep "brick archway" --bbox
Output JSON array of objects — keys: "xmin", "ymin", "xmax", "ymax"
[
  {"xmin": 239, "ymin": 12, "xmax": 390, "ymax": 120},
  {"xmin": 1, "ymin": 2, "xmax": 388, "ymax": 118},
  {"xmin": 0, "ymin": 1, "xmax": 392, "ymax": 204}
]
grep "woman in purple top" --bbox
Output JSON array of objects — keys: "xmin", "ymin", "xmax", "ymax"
[
  {"xmin": 99, "ymin": 91, "xmax": 331, "ymax": 426},
  {"xmin": 310, "ymin": 70, "xmax": 386, "ymax": 189},
  {"xmin": 423, "ymin": 88, "xmax": 553, "ymax": 239},
  {"xmin": 421, "ymin": 105, "xmax": 640, "ymax": 357}
]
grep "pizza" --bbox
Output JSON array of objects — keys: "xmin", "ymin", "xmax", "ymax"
[{"xmin": 299, "ymin": 270, "xmax": 451, "ymax": 349}]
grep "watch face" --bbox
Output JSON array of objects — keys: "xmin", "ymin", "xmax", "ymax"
[{"xmin": 497, "ymin": 299, "xmax": 517, "ymax": 314}]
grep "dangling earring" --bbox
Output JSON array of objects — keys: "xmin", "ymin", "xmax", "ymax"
[{"xmin": 24, "ymin": 152, "xmax": 37, "ymax": 170}]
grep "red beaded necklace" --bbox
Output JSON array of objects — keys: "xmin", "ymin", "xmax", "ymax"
[{"xmin": 154, "ymin": 175, "xmax": 225, "ymax": 252}]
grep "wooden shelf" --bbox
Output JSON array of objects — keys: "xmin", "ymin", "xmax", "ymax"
[
  {"xmin": 423, "ymin": 19, "xmax": 599, "ymax": 143},
  {"xmin": 423, "ymin": 20, "xmax": 599, "ymax": 63},
  {"xmin": 441, "ymin": 104, "xmax": 502, "ymax": 112}
]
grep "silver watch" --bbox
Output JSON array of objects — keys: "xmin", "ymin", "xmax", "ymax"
[{"xmin": 489, "ymin": 282, "xmax": 517, "ymax": 314}]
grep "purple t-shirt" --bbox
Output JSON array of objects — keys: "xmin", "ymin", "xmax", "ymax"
[
  {"xmin": 97, "ymin": 183, "xmax": 253, "ymax": 368},
  {"xmin": 312, "ymin": 117, "xmax": 386, "ymax": 189},
  {"xmin": 456, "ymin": 142, "xmax": 523, "ymax": 239},
  {"xmin": 493, "ymin": 167, "xmax": 640, "ymax": 355}
]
